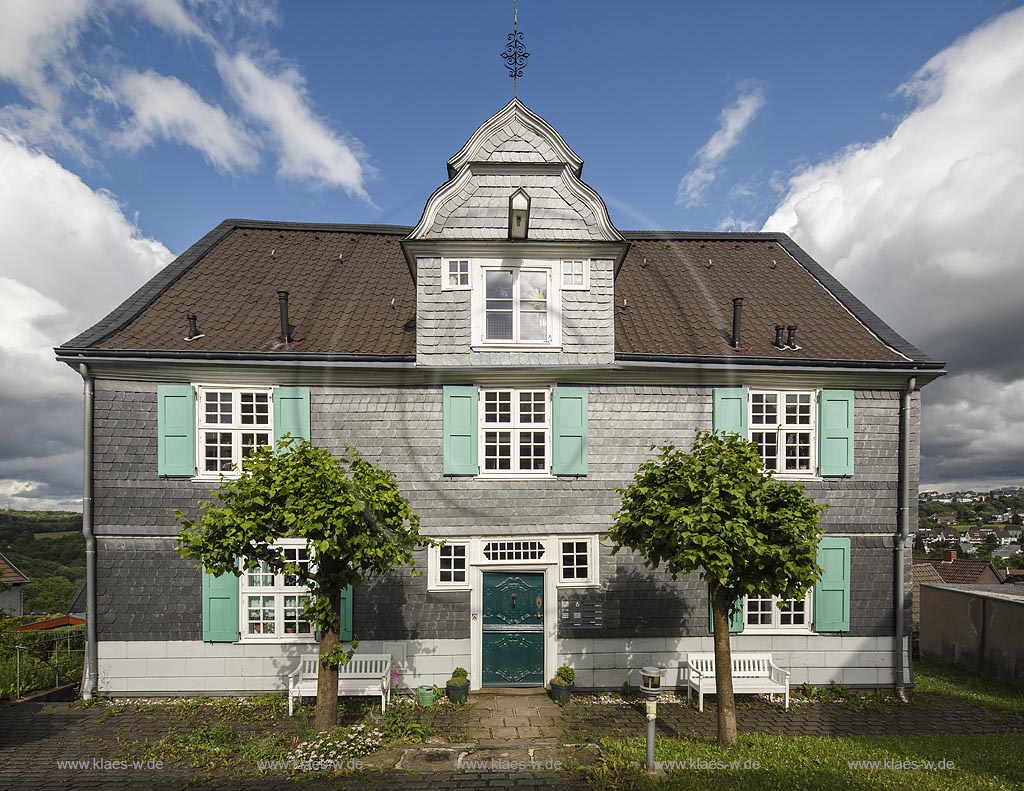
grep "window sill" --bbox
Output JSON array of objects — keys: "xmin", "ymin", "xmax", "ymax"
[
  {"xmin": 471, "ymin": 344, "xmax": 562, "ymax": 353},
  {"xmin": 738, "ymin": 629, "xmax": 814, "ymax": 636},
  {"xmin": 238, "ymin": 637, "xmax": 317, "ymax": 644},
  {"xmin": 556, "ymin": 580, "xmax": 599, "ymax": 589},
  {"xmin": 474, "ymin": 474, "xmax": 556, "ymax": 480}
]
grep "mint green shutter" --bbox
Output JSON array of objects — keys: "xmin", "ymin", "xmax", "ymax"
[
  {"xmin": 274, "ymin": 386, "xmax": 311, "ymax": 446},
  {"xmin": 157, "ymin": 384, "xmax": 195, "ymax": 476},
  {"xmin": 552, "ymin": 386, "xmax": 588, "ymax": 475},
  {"xmin": 819, "ymin": 390, "xmax": 855, "ymax": 477},
  {"xmin": 443, "ymin": 386, "xmax": 478, "ymax": 475},
  {"xmin": 708, "ymin": 597, "xmax": 745, "ymax": 633},
  {"xmin": 814, "ymin": 537, "xmax": 851, "ymax": 632},
  {"xmin": 339, "ymin": 585, "xmax": 353, "ymax": 642},
  {"xmin": 713, "ymin": 387, "xmax": 748, "ymax": 435},
  {"xmin": 202, "ymin": 567, "xmax": 239, "ymax": 642}
]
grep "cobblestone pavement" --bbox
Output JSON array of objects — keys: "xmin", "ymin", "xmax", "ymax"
[{"xmin": 3, "ymin": 688, "xmax": 1021, "ymax": 790}]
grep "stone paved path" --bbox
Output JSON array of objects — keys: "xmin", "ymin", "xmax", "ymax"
[{"xmin": 467, "ymin": 689, "xmax": 567, "ymax": 745}]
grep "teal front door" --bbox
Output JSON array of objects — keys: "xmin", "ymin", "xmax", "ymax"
[{"xmin": 482, "ymin": 572, "xmax": 544, "ymax": 686}]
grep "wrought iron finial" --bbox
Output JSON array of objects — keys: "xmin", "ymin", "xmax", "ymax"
[{"xmin": 500, "ymin": 0, "xmax": 529, "ymax": 97}]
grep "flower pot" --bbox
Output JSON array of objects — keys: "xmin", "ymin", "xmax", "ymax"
[
  {"xmin": 446, "ymin": 680, "xmax": 470, "ymax": 704},
  {"xmin": 549, "ymin": 682, "xmax": 573, "ymax": 706},
  {"xmin": 417, "ymin": 685, "xmax": 437, "ymax": 707}
]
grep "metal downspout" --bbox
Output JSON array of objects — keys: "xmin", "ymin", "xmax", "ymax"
[
  {"xmin": 895, "ymin": 376, "xmax": 916, "ymax": 698},
  {"xmin": 79, "ymin": 364, "xmax": 97, "ymax": 699}
]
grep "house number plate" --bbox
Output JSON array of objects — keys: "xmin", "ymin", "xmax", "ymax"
[{"xmin": 560, "ymin": 600, "xmax": 603, "ymax": 628}]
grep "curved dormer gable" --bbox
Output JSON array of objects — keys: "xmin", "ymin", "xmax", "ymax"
[
  {"xmin": 408, "ymin": 99, "xmax": 622, "ymax": 243},
  {"xmin": 446, "ymin": 98, "xmax": 584, "ymax": 178}
]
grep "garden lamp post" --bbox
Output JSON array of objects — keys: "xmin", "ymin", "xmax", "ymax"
[{"xmin": 640, "ymin": 666, "xmax": 663, "ymax": 772}]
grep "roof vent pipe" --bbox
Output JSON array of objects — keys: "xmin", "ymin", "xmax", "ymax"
[
  {"xmin": 731, "ymin": 297, "xmax": 744, "ymax": 349},
  {"xmin": 277, "ymin": 291, "xmax": 292, "ymax": 344},
  {"xmin": 774, "ymin": 325, "xmax": 785, "ymax": 349},
  {"xmin": 184, "ymin": 313, "xmax": 205, "ymax": 342},
  {"xmin": 786, "ymin": 324, "xmax": 799, "ymax": 349}
]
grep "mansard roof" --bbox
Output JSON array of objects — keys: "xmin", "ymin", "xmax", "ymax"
[{"xmin": 56, "ymin": 220, "xmax": 939, "ymax": 369}]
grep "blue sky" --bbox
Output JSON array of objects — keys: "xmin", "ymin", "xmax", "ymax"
[{"xmin": 0, "ymin": 0, "xmax": 1022, "ymax": 507}]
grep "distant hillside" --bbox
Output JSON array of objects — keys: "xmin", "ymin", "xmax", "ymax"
[{"xmin": 0, "ymin": 511, "xmax": 84, "ymax": 613}]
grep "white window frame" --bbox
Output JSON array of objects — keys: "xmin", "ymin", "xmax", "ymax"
[
  {"xmin": 194, "ymin": 385, "xmax": 273, "ymax": 480},
  {"xmin": 238, "ymin": 538, "xmax": 316, "ymax": 643},
  {"xmin": 470, "ymin": 258, "xmax": 562, "ymax": 349},
  {"xmin": 442, "ymin": 258, "xmax": 471, "ymax": 290},
  {"xmin": 741, "ymin": 592, "xmax": 813, "ymax": 634},
  {"xmin": 560, "ymin": 259, "xmax": 589, "ymax": 291},
  {"xmin": 557, "ymin": 536, "xmax": 600, "ymax": 587},
  {"xmin": 478, "ymin": 387, "xmax": 552, "ymax": 478},
  {"xmin": 427, "ymin": 541, "xmax": 471, "ymax": 591},
  {"xmin": 748, "ymin": 389, "xmax": 817, "ymax": 478}
]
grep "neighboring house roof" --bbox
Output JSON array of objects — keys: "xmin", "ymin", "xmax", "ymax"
[
  {"xmin": 0, "ymin": 552, "xmax": 29, "ymax": 585},
  {"xmin": 67, "ymin": 580, "xmax": 86, "ymax": 615},
  {"xmin": 911, "ymin": 563, "xmax": 943, "ymax": 625},
  {"xmin": 913, "ymin": 557, "xmax": 1004, "ymax": 584},
  {"xmin": 56, "ymin": 221, "xmax": 941, "ymax": 368}
]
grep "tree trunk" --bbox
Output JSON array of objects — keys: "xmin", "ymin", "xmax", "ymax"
[
  {"xmin": 710, "ymin": 583, "xmax": 738, "ymax": 748},
  {"xmin": 314, "ymin": 625, "xmax": 340, "ymax": 732}
]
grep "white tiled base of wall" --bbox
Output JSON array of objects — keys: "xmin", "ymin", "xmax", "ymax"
[
  {"xmin": 557, "ymin": 635, "xmax": 911, "ymax": 689},
  {"xmin": 97, "ymin": 635, "xmax": 909, "ymax": 695},
  {"xmin": 96, "ymin": 639, "xmax": 471, "ymax": 696}
]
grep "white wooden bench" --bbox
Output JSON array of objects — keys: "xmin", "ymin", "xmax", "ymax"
[
  {"xmin": 287, "ymin": 653, "xmax": 392, "ymax": 715},
  {"xmin": 684, "ymin": 652, "xmax": 790, "ymax": 711}
]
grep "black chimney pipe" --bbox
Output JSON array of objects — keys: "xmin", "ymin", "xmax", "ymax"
[
  {"xmin": 786, "ymin": 324, "xmax": 798, "ymax": 348},
  {"xmin": 774, "ymin": 324, "xmax": 785, "ymax": 348},
  {"xmin": 186, "ymin": 313, "xmax": 200, "ymax": 340},
  {"xmin": 277, "ymin": 291, "xmax": 292, "ymax": 344},
  {"xmin": 731, "ymin": 297, "xmax": 744, "ymax": 349}
]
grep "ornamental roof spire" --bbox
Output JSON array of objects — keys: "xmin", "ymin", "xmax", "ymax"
[{"xmin": 500, "ymin": 0, "xmax": 529, "ymax": 98}]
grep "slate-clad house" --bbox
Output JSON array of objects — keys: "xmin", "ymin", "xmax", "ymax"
[{"xmin": 56, "ymin": 100, "xmax": 944, "ymax": 697}]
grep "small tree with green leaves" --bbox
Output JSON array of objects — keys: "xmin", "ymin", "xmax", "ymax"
[
  {"xmin": 609, "ymin": 430, "xmax": 826, "ymax": 747},
  {"xmin": 177, "ymin": 438, "xmax": 431, "ymax": 732}
]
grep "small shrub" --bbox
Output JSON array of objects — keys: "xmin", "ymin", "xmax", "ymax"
[{"xmin": 554, "ymin": 665, "xmax": 575, "ymax": 686}]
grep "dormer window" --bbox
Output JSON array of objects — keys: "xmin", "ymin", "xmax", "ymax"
[{"xmin": 484, "ymin": 267, "xmax": 550, "ymax": 343}]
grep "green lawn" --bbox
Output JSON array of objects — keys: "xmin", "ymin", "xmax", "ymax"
[
  {"xmin": 588, "ymin": 733, "xmax": 1023, "ymax": 791},
  {"xmin": 581, "ymin": 662, "xmax": 1024, "ymax": 791}
]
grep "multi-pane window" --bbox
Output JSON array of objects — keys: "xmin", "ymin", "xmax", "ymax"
[
  {"xmin": 483, "ymin": 268, "xmax": 550, "ymax": 343},
  {"xmin": 744, "ymin": 594, "xmax": 810, "ymax": 631},
  {"xmin": 561, "ymin": 259, "xmax": 588, "ymax": 289},
  {"xmin": 240, "ymin": 542, "xmax": 313, "ymax": 641},
  {"xmin": 558, "ymin": 537, "xmax": 598, "ymax": 586},
  {"xmin": 749, "ymin": 391, "xmax": 815, "ymax": 474},
  {"xmin": 197, "ymin": 387, "xmax": 272, "ymax": 477},
  {"xmin": 438, "ymin": 544, "xmax": 467, "ymax": 584},
  {"xmin": 560, "ymin": 541, "xmax": 589, "ymax": 580},
  {"xmin": 481, "ymin": 388, "xmax": 549, "ymax": 474},
  {"xmin": 447, "ymin": 259, "xmax": 470, "ymax": 288}
]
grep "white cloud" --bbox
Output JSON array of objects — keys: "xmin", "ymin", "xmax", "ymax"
[
  {"xmin": 715, "ymin": 216, "xmax": 759, "ymax": 232},
  {"xmin": 123, "ymin": 0, "xmax": 211, "ymax": 42},
  {"xmin": 763, "ymin": 7, "xmax": 1024, "ymax": 489},
  {"xmin": 217, "ymin": 51, "xmax": 373, "ymax": 200},
  {"xmin": 677, "ymin": 85, "xmax": 766, "ymax": 208},
  {"xmin": 0, "ymin": 132, "xmax": 172, "ymax": 507},
  {"xmin": 0, "ymin": 0, "xmax": 90, "ymax": 108},
  {"xmin": 114, "ymin": 70, "xmax": 259, "ymax": 172}
]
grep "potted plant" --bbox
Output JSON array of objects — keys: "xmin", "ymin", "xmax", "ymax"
[
  {"xmin": 549, "ymin": 665, "xmax": 574, "ymax": 705},
  {"xmin": 446, "ymin": 666, "xmax": 470, "ymax": 704}
]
